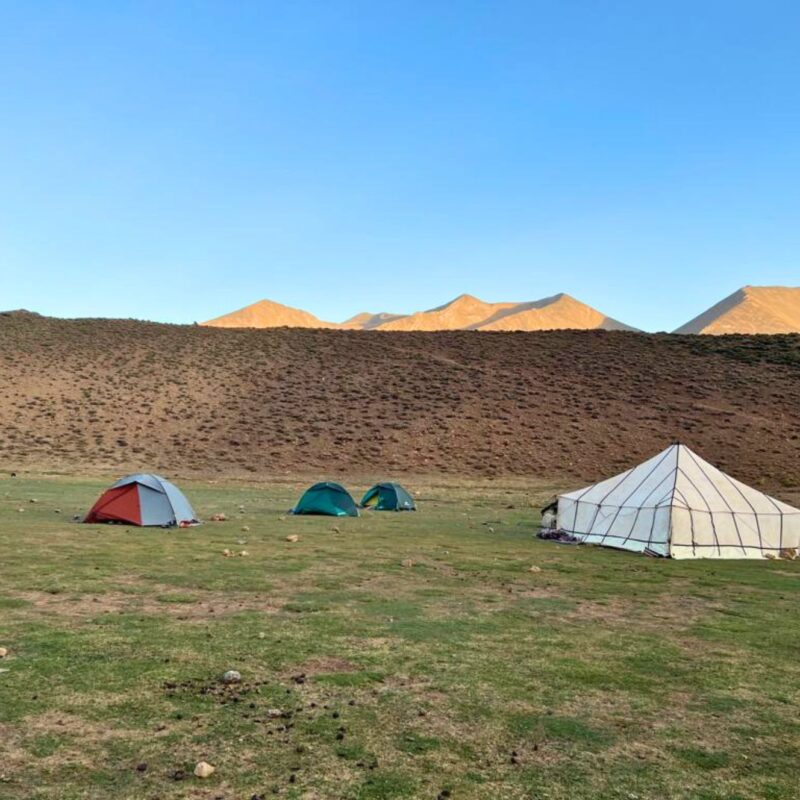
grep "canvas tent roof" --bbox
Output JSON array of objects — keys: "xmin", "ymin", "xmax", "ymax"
[{"xmin": 557, "ymin": 444, "xmax": 800, "ymax": 559}]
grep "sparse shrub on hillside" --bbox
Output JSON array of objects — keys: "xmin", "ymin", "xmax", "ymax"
[{"xmin": 0, "ymin": 317, "xmax": 798, "ymax": 490}]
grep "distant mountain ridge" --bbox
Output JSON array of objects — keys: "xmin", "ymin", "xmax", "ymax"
[
  {"xmin": 202, "ymin": 299, "xmax": 336, "ymax": 329},
  {"xmin": 674, "ymin": 286, "xmax": 800, "ymax": 335},
  {"xmin": 202, "ymin": 292, "xmax": 636, "ymax": 332}
]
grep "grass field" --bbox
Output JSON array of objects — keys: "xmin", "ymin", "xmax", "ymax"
[{"xmin": 1, "ymin": 474, "xmax": 800, "ymax": 800}]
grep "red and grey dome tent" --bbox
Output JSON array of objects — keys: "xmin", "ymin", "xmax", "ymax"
[{"xmin": 84, "ymin": 474, "xmax": 198, "ymax": 527}]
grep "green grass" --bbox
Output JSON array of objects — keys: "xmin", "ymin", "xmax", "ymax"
[{"xmin": 1, "ymin": 473, "xmax": 800, "ymax": 799}]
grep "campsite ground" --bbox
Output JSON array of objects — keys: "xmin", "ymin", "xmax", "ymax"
[{"xmin": 1, "ymin": 473, "xmax": 799, "ymax": 800}]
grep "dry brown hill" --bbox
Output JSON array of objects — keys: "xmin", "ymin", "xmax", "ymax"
[
  {"xmin": 472, "ymin": 293, "xmax": 635, "ymax": 331},
  {"xmin": 674, "ymin": 286, "xmax": 800, "ymax": 335},
  {"xmin": 339, "ymin": 312, "xmax": 408, "ymax": 330},
  {"xmin": 203, "ymin": 299, "xmax": 336, "ymax": 329},
  {"xmin": 1, "ymin": 312, "xmax": 799, "ymax": 493},
  {"xmin": 375, "ymin": 294, "xmax": 518, "ymax": 331}
]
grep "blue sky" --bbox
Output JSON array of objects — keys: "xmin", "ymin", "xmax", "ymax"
[{"xmin": 1, "ymin": 1, "xmax": 798, "ymax": 331}]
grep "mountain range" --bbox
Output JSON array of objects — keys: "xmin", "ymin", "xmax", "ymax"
[
  {"xmin": 202, "ymin": 286, "xmax": 800, "ymax": 334},
  {"xmin": 202, "ymin": 292, "xmax": 636, "ymax": 332}
]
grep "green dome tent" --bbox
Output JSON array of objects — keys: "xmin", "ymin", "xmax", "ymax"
[
  {"xmin": 292, "ymin": 482, "xmax": 359, "ymax": 517},
  {"xmin": 360, "ymin": 482, "xmax": 416, "ymax": 511}
]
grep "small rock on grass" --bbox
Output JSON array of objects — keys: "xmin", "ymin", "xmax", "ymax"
[
  {"xmin": 221, "ymin": 670, "xmax": 241, "ymax": 684},
  {"xmin": 0, "ymin": 648, "xmax": 8, "ymax": 658},
  {"xmin": 285, "ymin": 534, "xmax": 300, "ymax": 543},
  {"xmin": 194, "ymin": 761, "xmax": 215, "ymax": 778},
  {"xmin": 400, "ymin": 559, "xmax": 414, "ymax": 568},
  {"xmin": 528, "ymin": 565, "xmax": 542, "ymax": 573}
]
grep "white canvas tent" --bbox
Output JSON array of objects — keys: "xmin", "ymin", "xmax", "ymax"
[{"xmin": 556, "ymin": 444, "xmax": 800, "ymax": 559}]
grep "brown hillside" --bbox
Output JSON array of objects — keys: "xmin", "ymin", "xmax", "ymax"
[
  {"xmin": 203, "ymin": 299, "xmax": 336, "ymax": 329},
  {"xmin": 674, "ymin": 286, "xmax": 800, "ymax": 335},
  {"xmin": 0, "ymin": 313, "xmax": 799, "ymax": 492}
]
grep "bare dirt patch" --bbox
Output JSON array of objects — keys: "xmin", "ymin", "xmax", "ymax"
[
  {"xmin": 294, "ymin": 657, "xmax": 359, "ymax": 676},
  {"xmin": 10, "ymin": 588, "xmax": 282, "ymax": 620}
]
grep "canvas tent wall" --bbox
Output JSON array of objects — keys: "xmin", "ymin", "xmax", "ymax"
[
  {"xmin": 556, "ymin": 444, "xmax": 800, "ymax": 559},
  {"xmin": 84, "ymin": 474, "xmax": 198, "ymax": 527},
  {"xmin": 360, "ymin": 482, "xmax": 416, "ymax": 511},
  {"xmin": 292, "ymin": 482, "xmax": 359, "ymax": 517}
]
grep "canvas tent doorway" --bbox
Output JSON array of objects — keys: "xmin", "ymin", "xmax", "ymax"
[
  {"xmin": 556, "ymin": 443, "xmax": 800, "ymax": 559},
  {"xmin": 84, "ymin": 474, "xmax": 198, "ymax": 527},
  {"xmin": 360, "ymin": 482, "xmax": 416, "ymax": 511},
  {"xmin": 292, "ymin": 482, "xmax": 359, "ymax": 517}
]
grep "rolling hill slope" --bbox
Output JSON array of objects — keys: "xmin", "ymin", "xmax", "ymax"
[{"xmin": 0, "ymin": 312, "xmax": 798, "ymax": 490}]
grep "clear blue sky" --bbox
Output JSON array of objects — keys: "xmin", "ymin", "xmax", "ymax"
[{"xmin": 1, "ymin": 1, "xmax": 798, "ymax": 331}]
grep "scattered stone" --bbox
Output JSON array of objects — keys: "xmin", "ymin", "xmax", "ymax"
[
  {"xmin": 54, "ymin": 509, "xmax": 61, "ymax": 514},
  {"xmin": 285, "ymin": 534, "xmax": 300, "ymax": 543},
  {"xmin": 222, "ymin": 548, "xmax": 232, "ymax": 557},
  {"xmin": 400, "ymin": 559, "xmax": 414, "ymax": 568},
  {"xmin": 194, "ymin": 761, "xmax": 215, "ymax": 778},
  {"xmin": 210, "ymin": 513, "xmax": 227, "ymax": 522},
  {"xmin": 528, "ymin": 565, "xmax": 542, "ymax": 573},
  {"xmin": 257, "ymin": 632, "xmax": 266, "ymax": 640},
  {"xmin": 0, "ymin": 648, "xmax": 8, "ymax": 659},
  {"xmin": 267, "ymin": 708, "xmax": 283, "ymax": 718},
  {"xmin": 29, "ymin": 498, "xmax": 38, "ymax": 504},
  {"xmin": 16, "ymin": 508, "xmax": 24, "ymax": 513},
  {"xmin": 135, "ymin": 762, "xmax": 148, "ymax": 772},
  {"xmin": 222, "ymin": 670, "xmax": 241, "ymax": 685},
  {"xmin": 239, "ymin": 550, "xmax": 249, "ymax": 557},
  {"xmin": 241, "ymin": 526, "xmax": 250, "ymax": 532},
  {"xmin": 331, "ymin": 526, "xmax": 340, "ymax": 533}
]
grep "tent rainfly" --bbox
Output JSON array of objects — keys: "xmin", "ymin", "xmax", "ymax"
[
  {"xmin": 84, "ymin": 474, "xmax": 198, "ymax": 527},
  {"xmin": 360, "ymin": 482, "xmax": 416, "ymax": 511},
  {"xmin": 556, "ymin": 443, "xmax": 800, "ymax": 559},
  {"xmin": 292, "ymin": 482, "xmax": 359, "ymax": 517}
]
